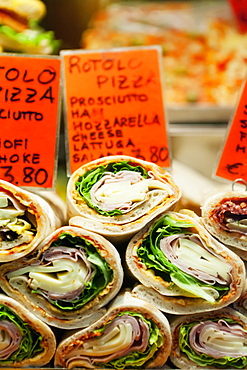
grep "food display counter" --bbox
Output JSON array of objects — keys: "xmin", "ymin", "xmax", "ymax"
[{"xmin": 1, "ymin": 0, "xmax": 247, "ymax": 369}]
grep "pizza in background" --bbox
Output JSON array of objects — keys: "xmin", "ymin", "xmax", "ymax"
[{"xmin": 81, "ymin": 1, "xmax": 247, "ymax": 108}]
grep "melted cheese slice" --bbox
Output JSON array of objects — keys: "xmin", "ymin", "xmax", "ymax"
[
  {"xmin": 7, "ymin": 259, "xmax": 88, "ymax": 294},
  {"xmin": 168, "ymin": 238, "xmax": 232, "ymax": 302},
  {"xmin": 69, "ymin": 323, "xmax": 133, "ymax": 357},
  {"xmin": 177, "ymin": 238, "xmax": 231, "ymax": 283},
  {"xmin": 200, "ymin": 326, "xmax": 247, "ymax": 354},
  {"xmin": 0, "ymin": 207, "xmax": 25, "ymax": 220},
  {"xmin": 95, "ymin": 179, "xmax": 173, "ymax": 204}
]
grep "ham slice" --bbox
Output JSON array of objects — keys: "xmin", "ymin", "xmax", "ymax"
[
  {"xmin": 0, "ymin": 320, "xmax": 22, "ymax": 360},
  {"xmin": 189, "ymin": 319, "xmax": 247, "ymax": 358}
]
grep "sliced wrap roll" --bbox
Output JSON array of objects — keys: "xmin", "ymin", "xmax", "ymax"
[
  {"xmin": 126, "ymin": 210, "xmax": 245, "ymax": 314},
  {"xmin": 201, "ymin": 191, "xmax": 247, "ymax": 259},
  {"xmin": 0, "ymin": 293, "xmax": 56, "ymax": 367},
  {"xmin": 0, "ymin": 180, "xmax": 61, "ymax": 262},
  {"xmin": 170, "ymin": 307, "xmax": 247, "ymax": 369},
  {"xmin": 0, "ymin": 225, "xmax": 124, "ymax": 329},
  {"xmin": 54, "ymin": 290, "xmax": 172, "ymax": 369},
  {"xmin": 67, "ymin": 155, "xmax": 181, "ymax": 244}
]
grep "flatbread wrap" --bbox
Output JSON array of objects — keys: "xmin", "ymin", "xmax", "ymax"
[
  {"xmin": 233, "ymin": 271, "xmax": 247, "ymax": 316},
  {"xmin": 54, "ymin": 290, "xmax": 172, "ymax": 369},
  {"xmin": 126, "ymin": 210, "xmax": 245, "ymax": 314},
  {"xmin": 0, "ymin": 179, "xmax": 61, "ymax": 262},
  {"xmin": 0, "ymin": 225, "xmax": 124, "ymax": 329},
  {"xmin": 201, "ymin": 190, "xmax": 247, "ymax": 259},
  {"xmin": 67, "ymin": 155, "xmax": 181, "ymax": 244},
  {"xmin": 170, "ymin": 307, "xmax": 247, "ymax": 369},
  {"xmin": 0, "ymin": 293, "xmax": 56, "ymax": 367}
]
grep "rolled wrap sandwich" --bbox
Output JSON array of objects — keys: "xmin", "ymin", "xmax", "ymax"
[
  {"xmin": 201, "ymin": 190, "xmax": 247, "ymax": 260},
  {"xmin": 126, "ymin": 209, "xmax": 245, "ymax": 314},
  {"xmin": 54, "ymin": 290, "xmax": 172, "ymax": 369},
  {"xmin": 0, "ymin": 293, "xmax": 56, "ymax": 367},
  {"xmin": 0, "ymin": 179, "xmax": 61, "ymax": 262},
  {"xmin": 170, "ymin": 307, "xmax": 247, "ymax": 369},
  {"xmin": 0, "ymin": 225, "xmax": 124, "ymax": 329},
  {"xmin": 67, "ymin": 155, "xmax": 181, "ymax": 245}
]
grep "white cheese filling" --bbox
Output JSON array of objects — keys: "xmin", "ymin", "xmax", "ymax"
[
  {"xmin": 7, "ymin": 259, "xmax": 88, "ymax": 294},
  {"xmin": 177, "ymin": 238, "xmax": 231, "ymax": 283},
  {"xmin": 94, "ymin": 178, "xmax": 173, "ymax": 205},
  {"xmin": 200, "ymin": 326, "xmax": 247, "ymax": 354},
  {"xmin": 69, "ymin": 323, "xmax": 133, "ymax": 357},
  {"xmin": 168, "ymin": 238, "xmax": 232, "ymax": 302}
]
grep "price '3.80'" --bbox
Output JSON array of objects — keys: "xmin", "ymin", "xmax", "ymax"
[{"xmin": 0, "ymin": 166, "xmax": 48, "ymax": 186}]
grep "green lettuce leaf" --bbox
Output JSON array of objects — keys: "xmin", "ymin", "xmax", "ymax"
[
  {"xmin": 33, "ymin": 232, "xmax": 113, "ymax": 311},
  {"xmin": 0, "ymin": 21, "xmax": 61, "ymax": 54},
  {"xmin": 137, "ymin": 215, "xmax": 229, "ymax": 301},
  {"xmin": 75, "ymin": 161, "xmax": 148, "ymax": 216},
  {"xmin": 179, "ymin": 319, "xmax": 247, "ymax": 368},
  {"xmin": 0, "ymin": 304, "xmax": 43, "ymax": 364},
  {"xmin": 93, "ymin": 311, "xmax": 164, "ymax": 369}
]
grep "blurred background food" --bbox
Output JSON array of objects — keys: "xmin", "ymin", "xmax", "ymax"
[
  {"xmin": 0, "ymin": 0, "xmax": 60, "ymax": 54},
  {"xmin": 31, "ymin": 0, "xmax": 247, "ymax": 121},
  {"xmin": 3, "ymin": 0, "xmax": 245, "ymax": 109},
  {"xmin": 80, "ymin": 0, "xmax": 247, "ymax": 110},
  {"xmin": 41, "ymin": 0, "xmax": 105, "ymax": 50}
]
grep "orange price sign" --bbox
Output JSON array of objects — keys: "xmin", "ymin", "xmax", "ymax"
[
  {"xmin": 61, "ymin": 46, "xmax": 170, "ymax": 175},
  {"xmin": 215, "ymin": 77, "xmax": 247, "ymax": 182},
  {"xmin": 0, "ymin": 54, "xmax": 61, "ymax": 189}
]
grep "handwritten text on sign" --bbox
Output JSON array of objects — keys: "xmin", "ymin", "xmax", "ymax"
[
  {"xmin": 61, "ymin": 47, "xmax": 170, "ymax": 174},
  {"xmin": 215, "ymin": 78, "xmax": 247, "ymax": 182},
  {"xmin": 0, "ymin": 55, "xmax": 60, "ymax": 188}
]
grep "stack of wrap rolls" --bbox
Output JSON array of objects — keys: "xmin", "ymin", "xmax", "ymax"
[{"xmin": 1, "ymin": 156, "xmax": 247, "ymax": 369}]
